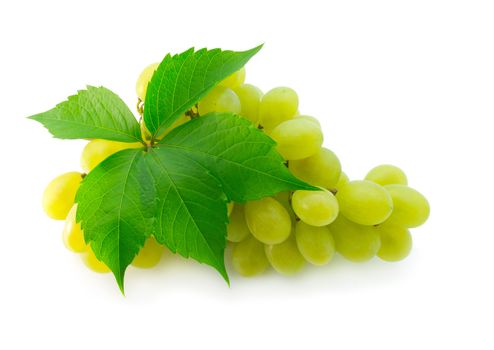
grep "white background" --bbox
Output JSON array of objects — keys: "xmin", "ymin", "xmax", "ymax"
[{"xmin": 1, "ymin": 0, "xmax": 493, "ymax": 349}]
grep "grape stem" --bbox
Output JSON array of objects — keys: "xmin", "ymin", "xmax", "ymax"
[{"xmin": 136, "ymin": 98, "xmax": 144, "ymax": 117}]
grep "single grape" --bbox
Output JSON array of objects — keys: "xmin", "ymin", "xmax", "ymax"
[
  {"xmin": 384, "ymin": 185, "xmax": 430, "ymax": 228},
  {"xmin": 295, "ymin": 221, "xmax": 335, "ymax": 266},
  {"xmin": 259, "ymin": 87, "xmax": 298, "ymax": 132},
  {"xmin": 365, "ymin": 164, "xmax": 408, "ymax": 186},
  {"xmin": 289, "ymin": 148, "xmax": 341, "ymax": 189},
  {"xmin": 265, "ymin": 235, "xmax": 305, "ymax": 275},
  {"xmin": 233, "ymin": 84, "xmax": 263, "ymax": 125},
  {"xmin": 291, "ymin": 189, "xmax": 339, "ymax": 226},
  {"xmin": 335, "ymin": 172, "xmax": 350, "ymax": 190},
  {"xmin": 81, "ymin": 246, "xmax": 110, "ymax": 273},
  {"xmin": 42, "ymin": 172, "xmax": 82, "ymax": 220},
  {"xmin": 62, "ymin": 204, "xmax": 86, "ymax": 253},
  {"xmin": 231, "ymin": 235, "xmax": 269, "ymax": 276},
  {"xmin": 227, "ymin": 204, "xmax": 251, "ymax": 242},
  {"xmin": 136, "ymin": 62, "xmax": 159, "ymax": 100},
  {"xmin": 270, "ymin": 119, "xmax": 323, "ymax": 160},
  {"xmin": 131, "ymin": 237, "xmax": 164, "ymax": 269},
  {"xmin": 336, "ymin": 180, "xmax": 393, "ymax": 225},
  {"xmin": 330, "ymin": 216, "xmax": 381, "ymax": 262},
  {"xmin": 274, "ymin": 191, "xmax": 297, "ymax": 224},
  {"xmin": 294, "ymin": 114, "xmax": 321, "ymax": 127},
  {"xmin": 375, "ymin": 223, "xmax": 413, "ymax": 262},
  {"xmin": 81, "ymin": 139, "xmax": 142, "ymax": 172},
  {"xmin": 244, "ymin": 197, "xmax": 292, "ymax": 244},
  {"xmin": 219, "ymin": 67, "xmax": 246, "ymax": 89},
  {"xmin": 198, "ymin": 86, "xmax": 241, "ymax": 115}
]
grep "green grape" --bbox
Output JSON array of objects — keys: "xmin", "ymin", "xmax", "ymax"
[
  {"xmin": 81, "ymin": 246, "xmax": 110, "ymax": 273},
  {"xmin": 330, "ymin": 216, "xmax": 381, "ymax": 262},
  {"xmin": 131, "ymin": 237, "xmax": 164, "ymax": 269},
  {"xmin": 62, "ymin": 204, "xmax": 86, "ymax": 253},
  {"xmin": 233, "ymin": 84, "xmax": 263, "ymax": 125},
  {"xmin": 81, "ymin": 139, "xmax": 142, "ymax": 172},
  {"xmin": 295, "ymin": 221, "xmax": 335, "ymax": 266},
  {"xmin": 231, "ymin": 235, "xmax": 269, "ymax": 276},
  {"xmin": 265, "ymin": 235, "xmax": 305, "ymax": 275},
  {"xmin": 335, "ymin": 172, "xmax": 350, "ymax": 190},
  {"xmin": 274, "ymin": 191, "xmax": 297, "ymax": 224},
  {"xmin": 259, "ymin": 87, "xmax": 298, "ymax": 132},
  {"xmin": 198, "ymin": 86, "xmax": 241, "ymax": 115},
  {"xmin": 270, "ymin": 119, "xmax": 323, "ymax": 160},
  {"xmin": 375, "ymin": 223, "xmax": 412, "ymax": 262},
  {"xmin": 365, "ymin": 164, "xmax": 408, "ymax": 186},
  {"xmin": 136, "ymin": 62, "xmax": 159, "ymax": 100},
  {"xmin": 289, "ymin": 148, "xmax": 341, "ymax": 189},
  {"xmin": 294, "ymin": 114, "xmax": 321, "ymax": 127},
  {"xmin": 42, "ymin": 172, "xmax": 83, "ymax": 220},
  {"xmin": 336, "ymin": 180, "xmax": 393, "ymax": 225},
  {"xmin": 244, "ymin": 197, "xmax": 292, "ymax": 244},
  {"xmin": 227, "ymin": 204, "xmax": 251, "ymax": 242},
  {"xmin": 384, "ymin": 185, "xmax": 430, "ymax": 228},
  {"xmin": 219, "ymin": 67, "xmax": 246, "ymax": 89},
  {"xmin": 291, "ymin": 189, "xmax": 339, "ymax": 226}
]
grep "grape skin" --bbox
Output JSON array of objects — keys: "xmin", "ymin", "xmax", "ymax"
[
  {"xmin": 219, "ymin": 67, "xmax": 246, "ymax": 89},
  {"xmin": 227, "ymin": 204, "xmax": 251, "ymax": 243},
  {"xmin": 81, "ymin": 246, "xmax": 110, "ymax": 273},
  {"xmin": 292, "ymin": 189, "xmax": 339, "ymax": 227},
  {"xmin": 233, "ymin": 84, "xmax": 263, "ymax": 125},
  {"xmin": 289, "ymin": 148, "xmax": 341, "ymax": 189},
  {"xmin": 270, "ymin": 118, "xmax": 323, "ymax": 160},
  {"xmin": 375, "ymin": 223, "xmax": 412, "ymax": 262},
  {"xmin": 336, "ymin": 180, "xmax": 393, "ymax": 226},
  {"xmin": 62, "ymin": 204, "xmax": 86, "ymax": 253},
  {"xmin": 244, "ymin": 197, "xmax": 292, "ymax": 244},
  {"xmin": 80, "ymin": 139, "xmax": 142, "ymax": 172},
  {"xmin": 265, "ymin": 235, "xmax": 305, "ymax": 275},
  {"xmin": 384, "ymin": 185, "xmax": 430, "ymax": 228},
  {"xmin": 295, "ymin": 222, "xmax": 335, "ymax": 266},
  {"xmin": 294, "ymin": 114, "xmax": 321, "ymax": 127},
  {"xmin": 335, "ymin": 172, "xmax": 350, "ymax": 190},
  {"xmin": 42, "ymin": 172, "xmax": 82, "ymax": 220},
  {"xmin": 231, "ymin": 235, "xmax": 269, "ymax": 277},
  {"xmin": 136, "ymin": 62, "xmax": 159, "ymax": 100},
  {"xmin": 198, "ymin": 86, "xmax": 241, "ymax": 115},
  {"xmin": 259, "ymin": 87, "xmax": 298, "ymax": 132},
  {"xmin": 365, "ymin": 164, "xmax": 408, "ymax": 186},
  {"xmin": 330, "ymin": 216, "xmax": 381, "ymax": 262},
  {"xmin": 131, "ymin": 237, "xmax": 165, "ymax": 269}
]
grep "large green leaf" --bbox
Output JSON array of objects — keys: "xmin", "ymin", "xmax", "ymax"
[
  {"xmin": 29, "ymin": 86, "xmax": 142, "ymax": 142},
  {"xmin": 143, "ymin": 45, "xmax": 262, "ymax": 138}
]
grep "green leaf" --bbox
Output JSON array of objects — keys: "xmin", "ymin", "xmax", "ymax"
[
  {"xmin": 29, "ymin": 86, "xmax": 142, "ymax": 143},
  {"xmin": 143, "ymin": 45, "xmax": 262, "ymax": 138},
  {"xmin": 161, "ymin": 113, "xmax": 317, "ymax": 201}
]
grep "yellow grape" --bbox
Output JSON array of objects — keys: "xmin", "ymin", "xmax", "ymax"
[
  {"xmin": 375, "ymin": 223, "xmax": 413, "ymax": 262},
  {"xmin": 227, "ymin": 204, "xmax": 251, "ymax": 243},
  {"xmin": 274, "ymin": 191, "xmax": 297, "ymax": 224},
  {"xmin": 335, "ymin": 172, "xmax": 349, "ymax": 190},
  {"xmin": 244, "ymin": 197, "xmax": 292, "ymax": 244},
  {"xmin": 219, "ymin": 67, "xmax": 246, "ymax": 89},
  {"xmin": 265, "ymin": 235, "xmax": 305, "ymax": 276},
  {"xmin": 81, "ymin": 246, "xmax": 110, "ymax": 273},
  {"xmin": 294, "ymin": 114, "xmax": 321, "ymax": 127},
  {"xmin": 295, "ymin": 221, "xmax": 335, "ymax": 266},
  {"xmin": 198, "ymin": 86, "xmax": 241, "ymax": 115},
  {"xmin": 80, "ymin": 139, "xmax": 142, "ymax": 172},
  {"xmin": 365, "ymin": 164, "xmax": 408, "ymax": 186},
  {"xmin": 231, "ymin": 235, "xmax": 269, "ymax": 276},
  {"xmin": 42, "ymin": 172, "xmax": 82, "ymax": 220},
  {"xmin": 136, "ymin": 62, "xmax": 159, "ymax": 100},
  {"xmin": 131, "ymin": 237, "xmax": 164, "ymax": 269},
  {"xmin": 289, "ymin": 148, "xmax": 341, "ymax": 189},
  {"xmin": 330, "ymin": 216, "xmax": 381, "ymax": 262},
  {"xmin": 259, "ymin": 87, "xmax": 298, "ymax": 132},
  {"xmin": 157, "ymin": 114, "xmax": 190, "ymax": 139},
  {"xmin": 62, "ymin": 204, "xmax": 86, "ymax": 253},
  {"xmin": 384, "ymin": 185, "xmax": 430, "ymax": 228},
  {"xmin": 291, "ymin": 189, "xmax": 339, "ymax": 226},
  {"xmin": 233, "ymin": 84, "xmax": 263, "ymax": 125},
  {"xmin": 270, "ymin": 119, "xmax": 323, "ymax": 160}
]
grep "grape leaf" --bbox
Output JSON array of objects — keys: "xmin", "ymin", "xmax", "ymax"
[
  {"xmin": 29, "ymin": 86, "xmax": 142, "ymax": 143},
  {"xmin": 144, "ymin": 45, "xmax": 262, "ymax": 139}
]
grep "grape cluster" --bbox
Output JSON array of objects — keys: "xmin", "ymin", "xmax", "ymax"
[{"xmin": 42, "ymin": 64, "xmax": 429, "ymax": 278}]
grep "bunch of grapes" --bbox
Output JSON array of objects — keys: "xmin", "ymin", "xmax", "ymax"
[{"xmin": 41, "ymin": 63, "xmax": 430, "ymax": 277}]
